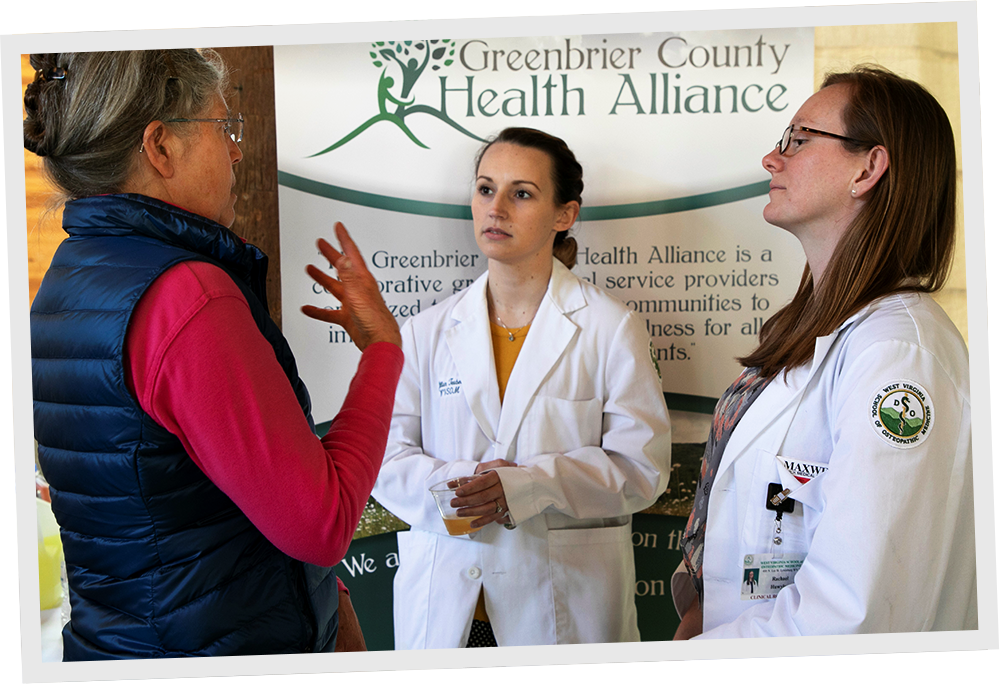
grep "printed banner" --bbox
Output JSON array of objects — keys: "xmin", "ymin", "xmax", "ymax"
[{"xmin": 275, "ymin": 29, "xmax": 813, "ymax": 421}]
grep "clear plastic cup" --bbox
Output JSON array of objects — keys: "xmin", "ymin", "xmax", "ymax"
[{"xmin": 429, "ymin": 476, "xmax": 478, "ymax": 536}]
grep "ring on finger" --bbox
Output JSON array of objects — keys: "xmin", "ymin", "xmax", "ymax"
[{"xmin": 495, "ymin": 501, "xmax": 504, "ymax": 515}]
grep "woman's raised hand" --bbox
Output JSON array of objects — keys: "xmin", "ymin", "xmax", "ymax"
[{"xmin": 301, "ymin": 222, "xmax": 402, "ymax": 351}]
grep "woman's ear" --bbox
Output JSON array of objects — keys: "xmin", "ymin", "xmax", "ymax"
[
  {"xmin": 139, "ymin": 121, "xmax": 176, "ymax": 179},
  {"xmin": 851, "ymin": 145, "xmax": 889, "ymax": 199},
  {"xmin": 555, "ymin": 201, "xmax": 581, "ymax": 232}
]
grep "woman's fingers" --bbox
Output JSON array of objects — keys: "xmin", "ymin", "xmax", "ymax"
[
  {"xmin": 301, "ymin": 261, "xmax": 346, "ymax": 324},
  {"xmin": 300, "ymin": 304, "xmax": 346, "ymax": 326},
  {"xmin": 305, "ymin": 264, "xmax": 345, "ymax": 300},
  {"xmin": 334, "ymin": 222, "xmax": 372, "ymax": 273},
  {"xmin": 452, "ymin": 471, "xmax": 509, "ymax": 528},
  {"xmin": 454, "ymin": 471, "xmax": 499, "ymax": 499},
  {"xmin": 461, "ymin": 499, "xmax": 510, "ymax": 529},
  {"xmin": 316, "ymin": 237, "xmax": 345, "ymax": 267},
  {"xmin": 301, "ymin": 224, "xmax": 402, "ymax": 351},
  {"xmin": 452, "ymin": 487, "xmax": 501, "ymax": 509}
]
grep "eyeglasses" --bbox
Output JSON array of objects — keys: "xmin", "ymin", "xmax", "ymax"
[
  {"xmin": 776, "ymin": 124, "xmax": 867, "ymax": 156},
  {"xmin": 166, "ymin": 113, "xmax": 244, "ymax": 143}
]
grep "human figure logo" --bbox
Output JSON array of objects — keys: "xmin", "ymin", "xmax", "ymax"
[{"xmin": 310, "ymin": 39, "xmax": 486, "ymax": 155}]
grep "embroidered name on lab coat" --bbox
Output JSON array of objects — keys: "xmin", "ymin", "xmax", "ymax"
[{"xmin": 438, "ymin": 377, "xmax": 462, "ymax": 397}]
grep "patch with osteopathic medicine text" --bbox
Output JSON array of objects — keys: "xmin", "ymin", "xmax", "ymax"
[
  {"xmin": 869, "ymin": 380, "xmax": 933, "ymax": 449},
  {"xmin": 741, "ymin": 553, "xmax": 805, "ymax": 600},
  {"xmin": 776, "ymin": 456, "xmax": 829, "ymax": 483}
]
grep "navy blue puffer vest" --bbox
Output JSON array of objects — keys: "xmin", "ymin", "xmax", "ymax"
[{"xmin": 31, "ymin": 194, "xmax": 338, "ymax": 659}]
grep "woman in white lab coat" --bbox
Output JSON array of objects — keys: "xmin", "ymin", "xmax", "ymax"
[
  {"xmin": 372, "ymin": 127, "xmax": 671, "ymax": 649},
  {"xmin": 671, "ymin": 65, "xmax": 976, "ymax": 639}
]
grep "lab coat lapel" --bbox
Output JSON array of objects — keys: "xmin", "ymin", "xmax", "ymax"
[
  {"xmin": 714, "ymin": 319, "xmax": 854, "ymax": 478},
  {"xmin": 445, "ymin": 273, "xmax": 501, "ymax": 444},
  {"xmin": 495, "ymin": 260, "xmax": 584, "ymax": 454}
]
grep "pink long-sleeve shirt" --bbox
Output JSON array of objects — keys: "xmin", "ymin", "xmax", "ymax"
[{"xmin": 123, "ymin": 259, "xmax": 403, "ymax": 571}]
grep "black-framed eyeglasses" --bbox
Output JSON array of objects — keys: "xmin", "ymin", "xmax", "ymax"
[
  {"xmin": 166, "ymin": 113, "xmax": 244, "ymax": 143},
  {"xmin": 777, "ymin": 124, "xmax": 867, "ymax": 156}
]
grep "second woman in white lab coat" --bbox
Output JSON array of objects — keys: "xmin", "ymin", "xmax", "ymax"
[
  {"xmin": 372, "ymin": 127, "xmax": 671, "ymax": 649},
  {"xmin": 671, "ymin": 65, "xmax": 976, "ymax": 639}
]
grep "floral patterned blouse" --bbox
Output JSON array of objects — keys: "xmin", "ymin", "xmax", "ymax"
[{"xmin": 680, "ymin": 367, "xmax": 773, "ymax": 603}]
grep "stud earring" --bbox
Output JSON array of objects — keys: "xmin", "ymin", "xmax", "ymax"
[{"xmin": 851, "ymin": 188, "xmax": 857, "ymax": 195}]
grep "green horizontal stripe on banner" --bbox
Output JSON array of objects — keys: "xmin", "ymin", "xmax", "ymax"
[
  {"xmin": 278, "ymin": 170, "xmax": 769, "ymax": 221},
  {"xmin": 279, "ymin": 170, "xmax": 472, "ymax": 220},
  {"xmin": 584, "ymin": 181, "xmax": 770, "ymax": 220}
]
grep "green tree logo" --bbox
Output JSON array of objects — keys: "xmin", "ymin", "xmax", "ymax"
[{"xmin": 310, "ymin": 39, "xmax": 486, "ymax": 156}]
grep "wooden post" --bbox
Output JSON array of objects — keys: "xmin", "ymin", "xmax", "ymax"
[{"xmin": 211, "ymin": 46, "xmax": 284, "ymax": 328}]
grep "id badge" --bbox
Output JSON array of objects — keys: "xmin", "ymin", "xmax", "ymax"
[{"xmin": 741, "ymin": 553, "xmax": 805, "ymax": 600}]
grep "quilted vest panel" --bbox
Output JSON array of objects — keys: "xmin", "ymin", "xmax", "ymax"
[{"xmin": 31, "ymin": 195, "xmax": 338, "ymax": 659}]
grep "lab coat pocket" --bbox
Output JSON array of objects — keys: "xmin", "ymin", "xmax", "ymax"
[
  {"xmin": 746, "ymin": 449, "xmax": 828, "ymax": 554},
  {"xmin": 780, "ymin": 472, "xmax": 827, "ymax": 556},
  {"xmin": 547, "ymin": 523, "xmax": 638, "ymax": 644},
  {"xmin": 773, "ymin": 456, "xmax": 829, "ymax": 554},
  {"xmin": 785, "ymin": 472, "xmax": 827, "ymax": 511},
  {"xmin": 521, "ymin": 396, "xmax": 602, "ymax": 456}
]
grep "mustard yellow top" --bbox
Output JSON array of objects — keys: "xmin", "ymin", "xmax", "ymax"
[
  {"xmin": 490, "ymin": 320, "xmax": 531, "ymax": 403},
  {"xmin": 473, "ymin": 320, "xmax": 531, "ymax": 625}
]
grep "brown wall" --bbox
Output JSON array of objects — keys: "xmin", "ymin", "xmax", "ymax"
[
  {"xmin": 22, "ymin": 56, "xmax": 64, "ymax": 307},
  {"xmin": 212, "ymin": 46, "xmax": 283, "ymax": 327}
]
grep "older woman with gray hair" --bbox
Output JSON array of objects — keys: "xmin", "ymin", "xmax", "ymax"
[{"xmin": 25, "ymin": 50, "xmax": 402, "ymax": 659}]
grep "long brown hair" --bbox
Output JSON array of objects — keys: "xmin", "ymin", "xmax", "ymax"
[
  {"xmin": 739, "ymin": 65, "xmax": 956, "ymax": 377},
  {"xmin": 475, "ymin": 127, "xmax": 584, "ymax": 269}
]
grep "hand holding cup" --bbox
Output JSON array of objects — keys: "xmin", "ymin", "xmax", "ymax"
[{"xmin": 453, "ymin": 459, "xmax": 517, "ymax": 529}]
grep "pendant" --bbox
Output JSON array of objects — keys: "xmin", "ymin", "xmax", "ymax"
[{"xmin": 508, "ymin": 332, "xmax": 515, "ymax": 342}]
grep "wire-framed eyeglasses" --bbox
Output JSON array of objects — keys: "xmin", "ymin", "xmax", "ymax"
[
  {"xmin": 166, "ymin": 113, "xmax": 244, "ymax": 143},
  {"xmin": 777, "ymin": 124, "xmax": 866, "ymax": 156}
]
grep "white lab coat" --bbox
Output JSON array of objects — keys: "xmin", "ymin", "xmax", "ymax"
[
  {"xmin": 373, "ymin": 259, "xmax": 671, "ymax": 649},
  {"xmin": 671, "ymin": 292, "xmax": 977, "ymax": 637}
]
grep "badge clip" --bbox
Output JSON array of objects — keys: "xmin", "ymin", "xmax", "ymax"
[
  {"xmin": 766, "ymin": 483, "xmax": 795, "ymax": 514},
  {"xmin": 766, "ymin": 483, "xmax": 795, "ymax": 549}
]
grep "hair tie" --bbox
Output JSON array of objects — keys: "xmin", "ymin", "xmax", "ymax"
[{"xmin": 36, "ymin": 66, "xmax": 67, "ymax": 82}]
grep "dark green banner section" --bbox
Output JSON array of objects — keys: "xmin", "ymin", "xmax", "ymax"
[
  {"xmin": 663, "ymin": 392, "xmax": 719, "ymax": 414},
  {"xmin": 335, "ymin": 513, "xmax": 685, "ymax": 650},
  {"xmin": 278, "ymin": 170, "xmax": 769, "ymax": 221}
]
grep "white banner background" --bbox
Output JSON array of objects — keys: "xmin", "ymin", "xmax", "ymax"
[{"xmin": 276, "ymin": 28, "xmax": 812, "ymax": 423}]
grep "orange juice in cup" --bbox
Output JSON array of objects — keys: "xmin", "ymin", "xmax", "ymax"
[
  {"xmin": 441, "ymin": 515, "xmax": 477, "ymax": 536},
  {"xmin": 429, "ymin": 476, "xmax": 478, "ymax": 536}
]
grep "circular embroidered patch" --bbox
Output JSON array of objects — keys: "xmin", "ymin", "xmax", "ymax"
[{"xmin": 869, "ymin": 380, "xmax": 934, "ymax": 449}]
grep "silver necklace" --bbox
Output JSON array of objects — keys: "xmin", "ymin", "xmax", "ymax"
[{"xmin": 495, "ymin": 312, "xmax": 527, "ymax": 342}]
